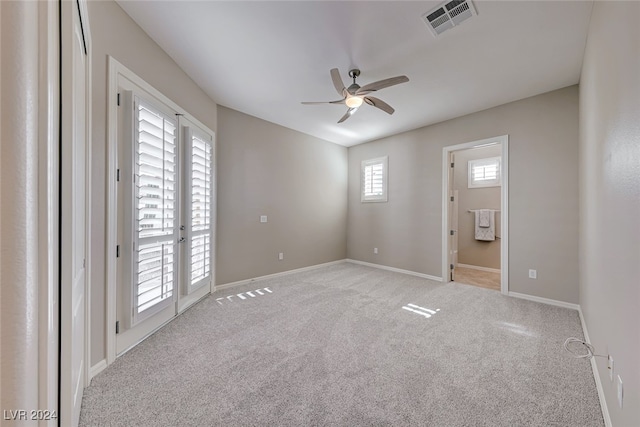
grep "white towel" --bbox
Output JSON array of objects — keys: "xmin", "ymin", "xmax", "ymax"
[
  {"xmin": 475, "ymin": 210, "xmax": 495, "ymax": 241},
  {"xmin": 478, "ymin": 209, "xmax": 491, "ymax": 228}
]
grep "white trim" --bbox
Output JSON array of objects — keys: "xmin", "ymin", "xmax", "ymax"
[
  {"xmin": 106, "ymin": 57, "xmax": 118, "ymax": 365},
  {"xmin": 457, "ymin": 263, "xmax": 501, "ymax": 274},
  {"xmin": 37, "ymin": 1, "xmax": 60, "ymax": 423},
  {"xmin": 88, "ymin": 360, "xmax": 108, "ymax": 382},
  {"xmin": 501, "ymin": 138, "xmax": 509, "ymax": 295},
  {"xmin": 216, "ymin": 260, "xmax": 348, "ymax": 291},
  {"xmin": 578, "ymin": 308, "xmax": 612, "ymax": 427},
  {"xmin": 346, "ymin": 259, "xmax": 443, "ymax": 282},
  {"xmin": 508, "ymin": 291, "xmax": 580, "ymax": 311},
  {"xmin": 442, "ymin": 135, "xmax": 509, "ymax": 295},
  {"xmin": 79, "ymin": 0, "xmax": 93, "ymax": 390}
]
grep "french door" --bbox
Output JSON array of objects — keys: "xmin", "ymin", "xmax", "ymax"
[{"xmin": 115, "ymin": 80, "xmax": 214, "ymax": 355}]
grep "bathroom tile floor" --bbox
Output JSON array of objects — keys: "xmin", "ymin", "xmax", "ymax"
[{"xmin": 454, "ymin": 266, "xmax": 501, "ymax": 291}]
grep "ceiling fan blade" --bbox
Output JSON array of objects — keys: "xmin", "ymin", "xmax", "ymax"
[
  {"xmin": 330, "ymin": 68, "xmax": 347, "ymax": 97},
  {"xmin": 301, "ymin": 100, "xmax": 345, "ymax": 105},
  {"xmin": 337, "ymin": 107, "xmax": 358, "ymax": 123},
  {"xmin": 364, "ymin": 96, "xmax": 395, "ymax": 115},
  {"xmin": 356, "ymin": 75, "xmax": 409, "ymax": 95}
]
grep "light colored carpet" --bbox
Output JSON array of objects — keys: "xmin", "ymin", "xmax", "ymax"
[
  {"xmin": 454, "ymin": 266, "xmax": 501, "ymax": 291},
  {"xmin": 80, "ymin": 263, "xmax": 603, "ymax": 426}
]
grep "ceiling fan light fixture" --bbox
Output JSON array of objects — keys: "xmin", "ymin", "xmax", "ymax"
[
  {"xmin": 345, "ymin": 96, "xmax": 363, "ymax": 108},
  {"xmin": 302, "ymin": 68, "xmax": 409, "ymax": 123}
]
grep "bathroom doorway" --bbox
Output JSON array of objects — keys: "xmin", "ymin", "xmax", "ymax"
[{"xmin": 442, "ymin": 136, "xmax": 508, "ymax": 293}]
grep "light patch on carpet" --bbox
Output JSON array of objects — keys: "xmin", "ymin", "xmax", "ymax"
[
  {"xmin": 402, "ymin": 303, "xmax": 441, "ymax": 318},
  {"xmin": 216, "ymin": 287, "xmax": 272, "ymax": 305}
]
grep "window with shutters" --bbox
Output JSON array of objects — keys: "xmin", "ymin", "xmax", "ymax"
[
  {"xmin": 361, "ymin": 156, "xmax": 388, "ymax": 202},
  {"xmin": 468, "ymin": 156, "xmax": 501, "ymax": 188}
]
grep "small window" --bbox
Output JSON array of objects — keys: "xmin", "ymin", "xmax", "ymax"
[
  {"xmin": 468, "ymin": 157, "xmax": 501, "ymax": 188},
  {"xmin": 361, "ymin": 156, "xmax": 388, "ymax": 202}
]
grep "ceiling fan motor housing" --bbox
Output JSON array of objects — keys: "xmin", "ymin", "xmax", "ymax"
[{"xmin": 347, "ymin": 69, "xmax": 361, "ymax": 94}]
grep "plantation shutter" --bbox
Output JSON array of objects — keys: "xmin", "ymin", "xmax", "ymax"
[
  {"xmin": 364, "ymin": 163, "xmax": 384, "ymax": 197},
  {"xmin": 133, "ymin": 97, "xmax": 177, "ymax": 321},
  {"xmin": 185, "ymin": 126, "xmax": 213, "ymax": 293},
  {"xmin": 361, "ymin": 156, "xmax": 388, "ymax": 202},
  {"xmin": 468, "ymin": 157, "xmax": 501, "ymax": 188}
]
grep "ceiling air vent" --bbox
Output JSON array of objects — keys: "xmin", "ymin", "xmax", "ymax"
[{"xmin": 422, "ymin": 0, "xmax": 477, "ymax": 37}]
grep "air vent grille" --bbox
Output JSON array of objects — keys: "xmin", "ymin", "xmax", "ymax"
[{"xmin": 422, "ymin": 0, "xmax": 477, "ymax": 37}]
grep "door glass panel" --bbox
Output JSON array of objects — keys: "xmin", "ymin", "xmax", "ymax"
[
  {"xmin": 133, "ymin": 100, "xmax": 177, "ymax": 318},
  {"xmin": 188, "ymin": 132, "xmax": 212, "ymax": 290}
]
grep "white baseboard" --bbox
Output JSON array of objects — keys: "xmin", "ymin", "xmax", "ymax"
[
  {"xmin": 507, "ymin": 291, "xmax": 580, "ymax": 311},
  {"xmin": 578, "ymin": 308, "xmax": 612, "ymax": 427},
  {"xmin": 346, "ymin": 259, "xmax": 442, "ymax": 282},
  {"xmin": 215, "ymin": 259, "xmax": 347, "ymax": 291},
  {"xmin": 457, "ymin": 263, "xmax": 500, "ymax": 274},
  {"xmin": 89, "ymin": 359, "xmax": 107, "ymax": 382}
]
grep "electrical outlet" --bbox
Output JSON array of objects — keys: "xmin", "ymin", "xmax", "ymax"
[
  {"xmin": 608, "ymin": 355, "xmax": 614, "ymax": 381},
  {"xmin": 617, "ymin": 375, "xmax": 623, "ymax": 408},
  {"xmin": 528, "ymin": 269, "xmax": 537, "ymax": 279},
  {"xmin": 374, "ymin": 247, "xmax": 378, "ymax": 254},
  {"xmin": 278, "ymin": 252, "xmax": 284, "ymax": 261},
  {"xmin": 260, "ymin": 215, "xmax": 268, "ymax": 223}
]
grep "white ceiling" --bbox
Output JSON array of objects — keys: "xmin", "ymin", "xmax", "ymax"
[{"xmin": 116, "ymin": 1, "xmax": 593, "ymax": 147}]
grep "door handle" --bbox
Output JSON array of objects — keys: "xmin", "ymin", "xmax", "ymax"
[{"xmin": 178, "ymin": 237, "xmax": 186, "ymax": 243}]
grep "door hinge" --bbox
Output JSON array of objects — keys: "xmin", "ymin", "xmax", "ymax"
[
  {"xmin": 116, "ymin": 168, "xmax": 120, "ymax": 182},
  {"xmin": 116, "ymin": 245, "xmax": 120, "ymax": 258},
  {"xmin": 450, "ymin": 162, "xmax": 454, "ymax": 168},
  {"xmin": 450, "ymin": 196, "xmax": 454, "ymax": 202},
  {"xmin": 450, "ymin": 230, "xmax": 455, "ymax": 236},
  {"xmin": 117, "ymin": 93, "xmax": 120, "ymax": 106},
  {"xmin": 115, "ymin": 321, "xmax": 120, "ymax": 334},
  {"xmin": 450, "ymin": 264, "xmax": 454, "ymax": 270}
]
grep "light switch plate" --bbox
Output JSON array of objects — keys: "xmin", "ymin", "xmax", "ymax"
[
  {"xmin": 528, "ymin": 269, "xmax": 537, "ymax": 279},
  {"xmin": 260, "ymin": 215, "xmax": 267, "ymax": 223}
]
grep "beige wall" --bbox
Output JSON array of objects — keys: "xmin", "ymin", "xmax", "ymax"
[
  {"xmin": 88, "ymin": 0, "xmax": 218, "ymax": 366},
  {"xmin": 348, "ymin": 86, "xmax": 579, "ymax": 303},
  {"xmin": 453, "ymin": 145, "xmax": 501, "ymax": 269},
  {"xmin": 579, "ymin": 2, "xmax": 640, "ymax": 424},
  {"xmin": 216, "ymin": 106, "xmax": 347, "ymax": 285}
]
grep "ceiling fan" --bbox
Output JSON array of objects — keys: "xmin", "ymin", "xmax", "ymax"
[{"xmin": 302, "ymin": 68, "xmax": 409, "ymax": 123}]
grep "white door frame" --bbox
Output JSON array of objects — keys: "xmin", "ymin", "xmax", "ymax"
[
  {"xmin": 39, "ymin": 1, "xmax": 63, "ymax": 423},
  {"xmin": 442, "ymin": 135, "xmax": 509, "ymax": 294}
]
